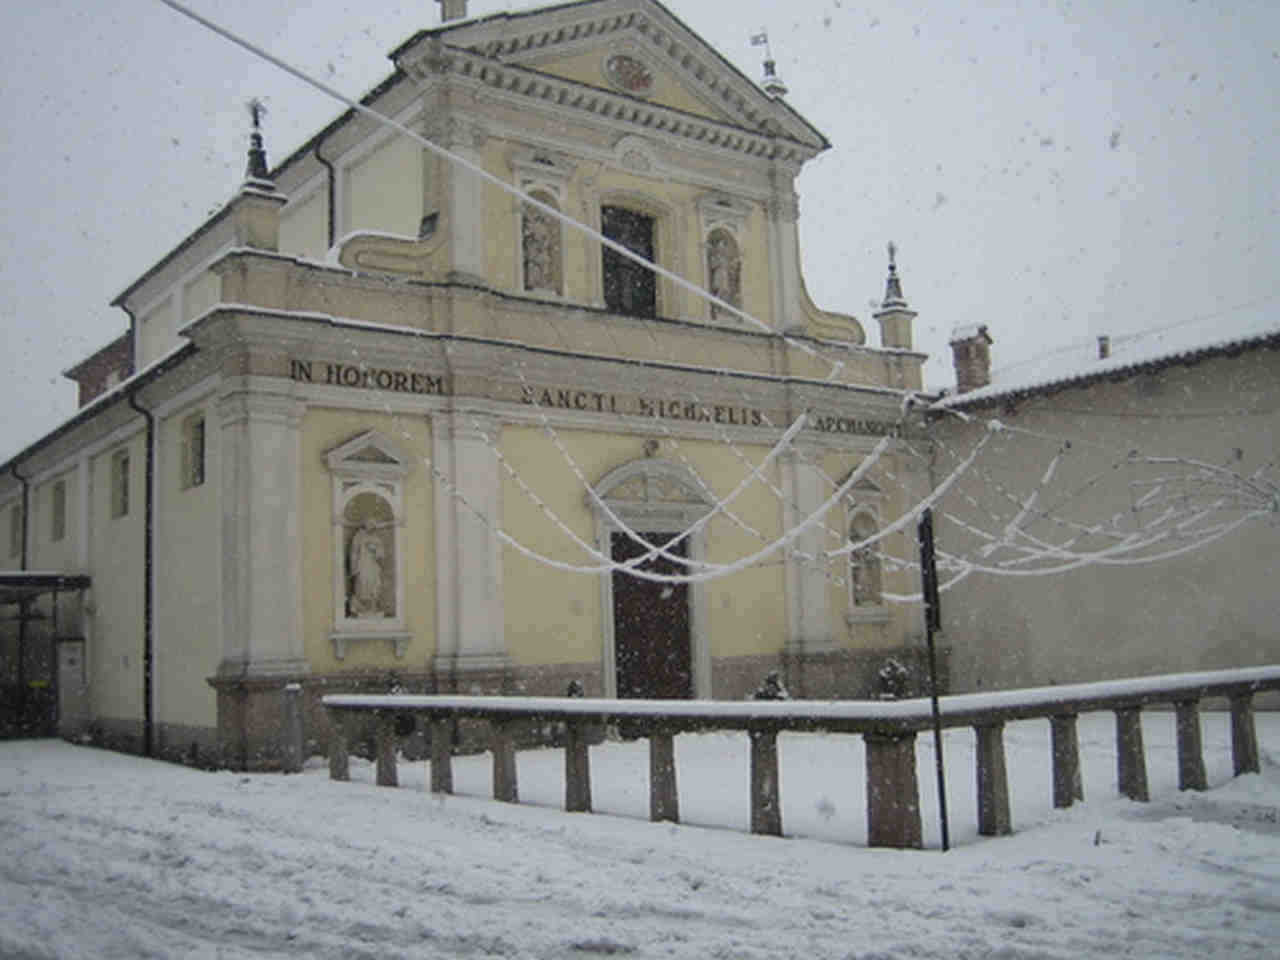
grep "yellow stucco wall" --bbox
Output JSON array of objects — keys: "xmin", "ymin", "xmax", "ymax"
[
  {"xmin": 300, "ymin": 408, "xmax": 435, "ymax": 673},
  {"xmin": 499, "ymin": 425, "xmax": 787, "ymax": 667},
  {"xmin": 532, "ymin": 49, "xmax": 733, "ymax": 124},
  {"xmin": 153, "ymin": 400, "xmax": 220, "ymax": 732},
  {"xmin": 280, "ymin": 187, "xmax": 329, "ymax": 261},
  {"xmin": 88, "ymin": 433, "xmax": 146, "ymax": 725},
  {"xmin": 345, "ymin": 134, "xmax": 422, "ymax": 238},
  {"xmin": 499, "ymin": 424, "xmax": 610, "ymax": 667}
]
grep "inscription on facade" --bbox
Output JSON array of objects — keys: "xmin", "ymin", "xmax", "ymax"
[
  {"xmin": 519, "ymin": 384, "xmax": 900, "ymax": 436},
  {"xmin": 520, "ymin": 385, "xmax": 764, "ymax": 426},
  {"xmin": 807, "ymin": 413, "xmax": 902, "ymax": 438},
  {"xmin": 289, "ymin": 361, "xmax": 899, "ymax": 437},
  {"xmin": 290, "ymin": 360, "xmax": 447, "ymax": 396}
]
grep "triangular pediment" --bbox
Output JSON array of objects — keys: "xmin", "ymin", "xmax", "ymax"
[
  {"xmin": 394, "ymin": 0, "xmax": 828, "ymax": 152},
  {"xmin": 325, "ymin": 430, "xmax": 413, "ymax": 479}
]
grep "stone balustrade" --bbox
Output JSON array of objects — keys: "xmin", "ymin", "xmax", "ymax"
[{"xmin": 321, "ymin": 665, "xmax": 1280, "ymax": 849}]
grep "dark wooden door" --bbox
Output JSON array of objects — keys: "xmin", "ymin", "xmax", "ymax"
[
  {"xmin": 601, "ymin": 206, "xmax": 657, "ymax": 317},
  {"xmin": 611, "ymin": 531, "xmax": 692, "ymax": 701}
]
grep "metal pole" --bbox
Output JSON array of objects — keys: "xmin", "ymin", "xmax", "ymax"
[{"xmin": 918, "ymin": 508, "xmax": 950, "ymax": 851}]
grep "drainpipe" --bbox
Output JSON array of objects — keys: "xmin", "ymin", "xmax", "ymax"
[
  {"xmin": 10, "ymin": 462, "xmax": 29, "ymax": 720},
  {"xmin": 314, "ymin": 139, "xmax": 336, "ymax": 249},
  {"xmin": 126, "ymin": 390, "xmax": 155, "ymax": 758}
]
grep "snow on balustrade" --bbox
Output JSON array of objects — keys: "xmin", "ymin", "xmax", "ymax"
[{"xmin": 321, "ymin": 665, "xmax": 1280, "ymax": 850}]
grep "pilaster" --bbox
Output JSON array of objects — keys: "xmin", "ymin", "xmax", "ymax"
[
  {"xmin": 780, "ymin": 449, "xmax": 833, "ymax": 662},
  {"xmin": 431, "ymin": 111, "xmax": 487, "ymax": 284},
  {"xmin": 432, "ymin": 409, "xmax": 508, "ymax": 685},
  {"xmin": 765, "ymin": 165, "xmax": 802, "ymax": 332},
  {"xmin": 216, "ymin": 387, "xmax": 307, "ymax": 679}
]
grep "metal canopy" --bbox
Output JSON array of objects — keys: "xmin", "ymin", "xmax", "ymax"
[{"xmin": 0, "ymin": 572, "xmax": 92, "ymax": 607}]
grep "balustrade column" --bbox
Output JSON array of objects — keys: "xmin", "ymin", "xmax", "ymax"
[
  {"xmin": 375, "ymin": 711, "xmax": 399, "ymax": 787},
  {"xmin": 430, "ymin": 718, "xmax": 454, "ymax": 794},
  {"xmin": 865, "ymin": 731, "xmax": 922, "ymax": 849},
  {"xmin": 750, "ymin": 728, "xmax": 783, "ymax": 836},
  {"xmin": 1174, "ymin": 699, "xmax": 1208, "ymax": 791},
  {"xmin": 975, "ymin": 722, "xmax": 1012, "ymax": 836},
  {"xmin": 1050, "ymin": 714, "xmax": 1084, "ymax": 808},
  {"xmin": 564, "ymin": 721, "xmax": 593, "ymax": 813},
  {"xmin": 1115, "ymin": 707, "xmax": 1149, "ymax": 802},
  {"xmin": 649, "ymin": 731, "xmax": 679, "ymax": 823},
  {"xmin": 491, "ymin": 719, "xmax": 518, "ymax": 803},
  {"xmin": 1230, "ymin": 692, "xmax": 1260, "ymax": 776},
  {"xmin": 328, "ymin": 711, "xmax": 350, "ymax": 782}
]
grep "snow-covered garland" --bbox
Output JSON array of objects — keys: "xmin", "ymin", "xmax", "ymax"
[{"xmin": 161, "ymin": 0, "xmax": 1276, "ymax": 595}]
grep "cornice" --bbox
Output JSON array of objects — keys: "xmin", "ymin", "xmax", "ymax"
[
  {"xmin": 394, "ymin": 0, "xmax": 828, "ymax": 152},
  {"xmin": 399, "ymin": 44, "xmax": 820, "ymax": 167}
]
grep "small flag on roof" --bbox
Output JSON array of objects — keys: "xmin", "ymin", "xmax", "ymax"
[{"xmin": 750, "ymin": 31, "xmax": 768, "ymax": 46}]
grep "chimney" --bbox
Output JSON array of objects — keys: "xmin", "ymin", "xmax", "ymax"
[
  {"xmin": 1097, "ymin": 335, "xmax": 1111, "ymax": 360},
  {"xmin": 949, "ymin": 324, "xmax": 994, "ymax": 394},
  {"xmin": 437, "ymin": 0, "xmax": 467, "ymax": 21}
]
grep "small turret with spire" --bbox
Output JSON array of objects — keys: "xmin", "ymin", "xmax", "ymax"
[
  {"xmin": 873, "ymin": 242, "xmax": 917, "ymax": 350},
  {"xmin": 229, "ymin": 96, "xmax": 285, "ymax": 251},
  {"xmin": 750, "ymin": 30, "xmax": 788, "ymax": 98}
]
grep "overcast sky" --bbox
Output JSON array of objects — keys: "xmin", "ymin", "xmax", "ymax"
[{"xmin": 1, "ymin": 0, "xmax": 1276, "ymax": 461}]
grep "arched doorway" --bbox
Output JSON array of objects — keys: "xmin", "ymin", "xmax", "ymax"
[{"xmin": 591, "ymin": 458, "xmax": 712, "ymax": 700}]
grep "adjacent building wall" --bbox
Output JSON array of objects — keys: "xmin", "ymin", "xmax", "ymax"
[{"xmin": 933, "ymin": 348, "xmax": 1280, "ymax": 703}]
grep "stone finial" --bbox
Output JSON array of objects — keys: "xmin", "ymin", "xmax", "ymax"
[
  {"xmin": 245, "ymin": 98, "xmax": 270, "ymax": 183},
  {"xmin": 949, "ymin": 323, "xmax": 995, "ymax": 394}
]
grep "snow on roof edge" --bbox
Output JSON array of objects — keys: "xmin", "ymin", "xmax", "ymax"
[{"xmin": 934, "ymin": 320, "xmax": 1280, "ymax": 410}]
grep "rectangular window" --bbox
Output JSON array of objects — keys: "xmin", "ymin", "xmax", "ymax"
[
  {"xmin": 8, "ymin": 504, "xmax": 20, "ymax": 558},
  {"xmin": 50, "ymin": 479, "xmax": 66, "ymax": 542},
  {"xmin": 111, "ymin": 450, "xmax": 130, "ymax": 518},
  {"xmin": 182, "ymin": 414, "xmax": 206, "ymax": 490},
  {"xmin": 601, "ymin": 205, "xmax": 656, "ymax": 318}
]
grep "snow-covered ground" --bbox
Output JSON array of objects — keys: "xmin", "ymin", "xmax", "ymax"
[{"xmin": 4, "ymin": 711, "xmax": 1279, "ymax": 959}]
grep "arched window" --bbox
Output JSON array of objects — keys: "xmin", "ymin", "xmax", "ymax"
[
  {"xmin": 849, "ymin": 510, "xmax": 882, "ymax": 607},
  {"xmin": 705, "ymin": 227, "xmax": 741, "ymax": 320},
  {"xmin": 521, "ymin": 190, "xmax": 562, "ymax": 295}
]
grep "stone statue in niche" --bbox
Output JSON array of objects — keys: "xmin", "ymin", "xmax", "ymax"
[
  {"xmin": 849, "ymin": 514, "xmax": 883, "ymax": 607},
  {"xmin": 522, "ymin": 196, "xmax": 561, "ymax": 294},
  {"xmin": 706, "ymin": 228, "xmax": 741, "ymax": 319},
  {"xmin": 344, "ymin": 492, "xmax": 395, "ymax": 618}
]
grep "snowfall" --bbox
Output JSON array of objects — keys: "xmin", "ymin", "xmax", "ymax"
[{"xmin": 3, "ymin": 711, "xmax": 1278, "ymax": 959}]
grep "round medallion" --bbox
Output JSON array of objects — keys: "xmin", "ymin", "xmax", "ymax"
[{"xmin": 604, "ymin": 54, "xmax": 654, "ymax": 96}]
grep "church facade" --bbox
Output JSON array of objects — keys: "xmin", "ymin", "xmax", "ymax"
[{"xmin": 0, "ymin": 0, "xmax": 933, "ymax": 767}]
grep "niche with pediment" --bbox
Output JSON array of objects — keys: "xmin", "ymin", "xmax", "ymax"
[
  {"xmin": 843, "ymin": 473, "xmax": 890, "ymax": 626},
  {"xmin": 325, "ymin": 430, "xmax": 414, "ymax": 660}
]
